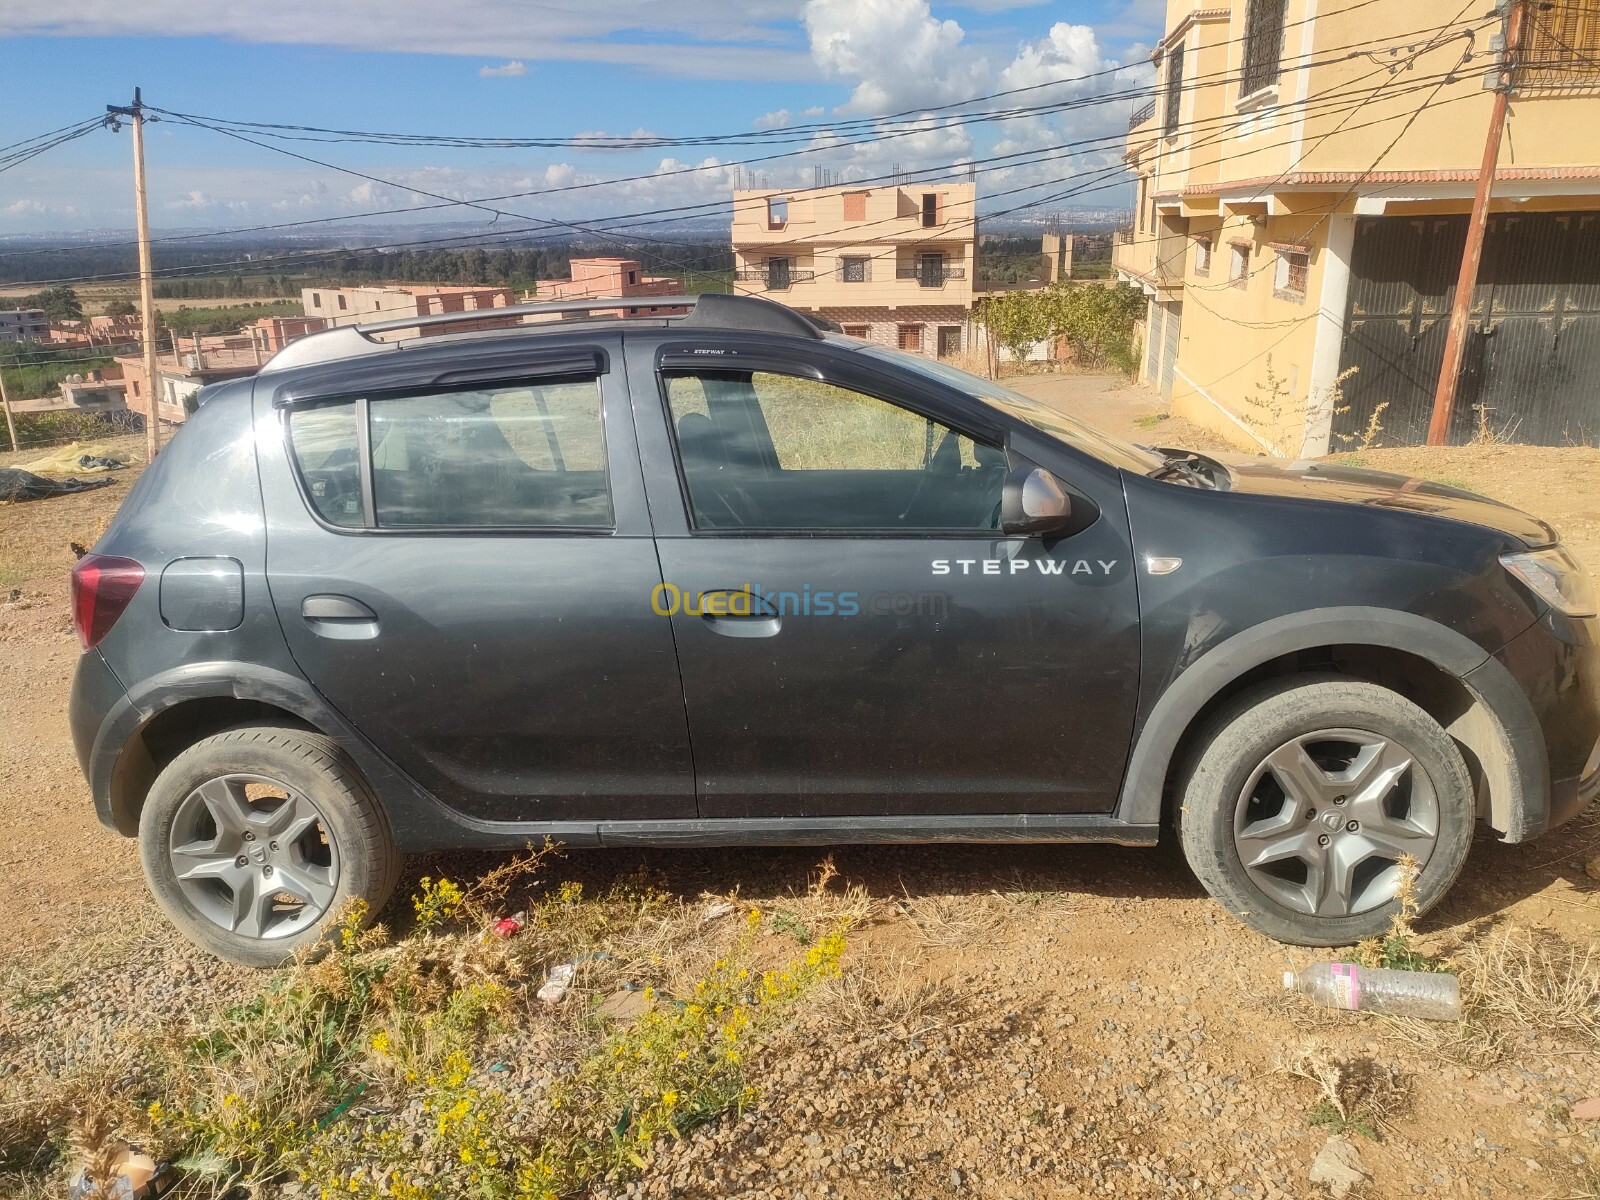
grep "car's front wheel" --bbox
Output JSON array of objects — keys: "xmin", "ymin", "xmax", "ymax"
[
  {"xmin": 138, "ymin": 725, "xmax": 400, "ymax": 966},
  {"xmin": 1177, "ymin": 677, "xmax": 1474, "ymax": 946}
]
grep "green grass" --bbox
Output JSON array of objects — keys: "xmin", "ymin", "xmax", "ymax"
[
  {"xmin": 1429, "ymin": 476, "xmax": 1474, "ymax": 493},
  {"xmin": 1133, "ymin": 414, "xmax": 1166, "ymax": 431}
]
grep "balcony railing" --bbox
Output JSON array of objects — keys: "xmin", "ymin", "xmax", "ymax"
[
  {"xmin": 733, "ymin": 268, "xmax": 816, "ymax": 290},
  {"xmin": 1129, "ymin": 98, "xmax": 1157, "ymax": 130},
  {"xmin": 896, "ymin": 265, "xmax": 967, "ymax": 287}
]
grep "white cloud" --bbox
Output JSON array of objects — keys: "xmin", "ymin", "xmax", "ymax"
[
  {"xmin": 478, "ymin": 60, "xmax": 526, "ymax": 77},
  {"xmin": 0, "ymin": 1, "xmax": 816, "ymax": 81},
  {"xmin": 804, "ymin": 0, "xmax": 988, "ymax": 113}
]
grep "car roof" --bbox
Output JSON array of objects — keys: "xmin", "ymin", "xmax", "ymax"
[{"xmin": 257, "ymin": 292, "xmax": 839, "ymax": 375}]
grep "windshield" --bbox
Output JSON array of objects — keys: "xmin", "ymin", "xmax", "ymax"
[{"xmin": 859, "ymin": 345, "xmax": 1166, "ymax": 474}]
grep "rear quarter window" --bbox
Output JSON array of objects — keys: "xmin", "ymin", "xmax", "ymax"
[{"xmin": 287, "ymin": 402, "xmax": 363, "ymax": 528}]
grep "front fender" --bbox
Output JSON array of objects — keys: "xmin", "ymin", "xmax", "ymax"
[{"xmin": 1113, "ymin": 607, "xmax": 1549, "ymax": 841}]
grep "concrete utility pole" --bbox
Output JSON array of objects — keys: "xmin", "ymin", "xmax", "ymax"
[
  {"xmin": 107, "ymin": 88, "xmax": 162, "ymax": 463},
  {"xmin": 0, "ymin": 360, "xmax": 17, "ymax": 453},
  {"xmin": 1427, "ymin": 0, "xmax": 1526, "ymax": 446}
]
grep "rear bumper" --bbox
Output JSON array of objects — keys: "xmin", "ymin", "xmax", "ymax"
[{"xmin": 68, "ymin": 648, "xmax": 139, "ymax": 833}]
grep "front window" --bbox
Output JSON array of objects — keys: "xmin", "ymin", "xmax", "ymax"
[
  {"xmin": 858, "ymin": 346, "xmax": 1164, "ymax": 475},
  {"xmin": 662, "ymin": 370, "xmax": 1005, "ymax": 532}
]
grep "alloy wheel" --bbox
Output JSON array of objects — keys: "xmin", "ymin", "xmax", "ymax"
[
  {"xmin": 1232, "ymin": 729, "xmax": 1439, "ymax": 918},
  {"xmin": 167, "ymin": 773, "xmax": 340, "ymax": 940}
]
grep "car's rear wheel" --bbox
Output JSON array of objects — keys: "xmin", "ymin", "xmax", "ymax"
[
  {"xmin": 139, "ymin": 725, "xmax": 400, "ymax": 967},
  {"xmin": 1177, "ymin": 677, "xmax": 1474, "ymax": 946}
]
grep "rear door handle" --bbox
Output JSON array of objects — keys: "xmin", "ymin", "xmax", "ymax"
[{"xmin": 302, "ymin": 594, "xmax": 379, "ymax": 639}]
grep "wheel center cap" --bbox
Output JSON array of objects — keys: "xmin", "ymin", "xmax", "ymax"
[
  {"xmin": 1321, "ymin": 810, "xmax": 1345, "ymax": 832},
  {"xmin": 248, "ymin": 844, "xmax": 270, "ymax": 865}
]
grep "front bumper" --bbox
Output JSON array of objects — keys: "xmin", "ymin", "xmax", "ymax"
[{"xmin": 1490, "ymin": 612, "xmax": 1600, "ymax": 838}]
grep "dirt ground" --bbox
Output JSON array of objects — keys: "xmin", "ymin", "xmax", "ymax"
[{"xmin": 2, "ymin": 385, "xmax": 1597, "ymax": 1199}]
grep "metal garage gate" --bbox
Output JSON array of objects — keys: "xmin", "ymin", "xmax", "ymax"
[{"xmin": 1335, "ymin": 211, "xmax": 1600, "ymax": 447}]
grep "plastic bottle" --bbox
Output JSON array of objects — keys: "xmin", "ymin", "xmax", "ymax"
[{"xmin": 1283, "ymin": 963, "xmax": 1461, "ymax": 1021}]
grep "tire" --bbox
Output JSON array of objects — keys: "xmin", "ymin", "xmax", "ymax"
[
  {"xmin": 1176, "ymin": 676, "xmax": 1474, "ymax": 946},
  {"xmin": 138, "ymin": 724, "xmax": 400, "ymax": 967}
]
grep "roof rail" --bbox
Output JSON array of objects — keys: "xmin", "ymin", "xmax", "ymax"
[{"xmin": 259, "ymin": 292, "xmax": 824, "ymax": 373}]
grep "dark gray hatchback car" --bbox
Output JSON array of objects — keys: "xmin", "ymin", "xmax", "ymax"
[{"xmin": 70, "ymin": 294, "xmax": 1600, "ymax": 965}]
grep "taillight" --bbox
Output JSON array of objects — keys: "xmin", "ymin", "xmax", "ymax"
[{"xmin": 71, "ymin": 554, "xmax": 145, "ymax": 650}]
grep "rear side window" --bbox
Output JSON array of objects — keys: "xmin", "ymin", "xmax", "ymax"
[
  {"xmin": 287, "ymin": 402, "xmax": 362, "ymax": 528},
  {"xmin": 286, "ymin": 376, "xmax": 613, "ymax": 530}
]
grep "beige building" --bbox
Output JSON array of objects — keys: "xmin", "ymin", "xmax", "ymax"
[
  {"xmin": 533, "ymin": 257, "xmax": 687, "ymax": 315},
  {"xmin": 732, "ymin": 181, "xmax": 977, "ymax": 356},
  {"xmin": 1115, "ymin": 0, "xmax": 1600, "ymax": 452},
  {"xmin": 300, "ymin": 285, "xmax": 517, "ymax": 337}
]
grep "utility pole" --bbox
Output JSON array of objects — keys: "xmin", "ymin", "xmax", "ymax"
[
  {"xmin": 107, "ymin": 88, "xmax": 162, "ymax": 463},
  {"xmin": 0, "ymin": 360, "xmax": 16, "ymax": 453},
  {"xmin": 1427, "ymin": 0, "xmax": 1526, "ymax": 446}
]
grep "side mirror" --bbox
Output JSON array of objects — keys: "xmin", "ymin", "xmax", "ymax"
[{"xmin": 1001, "ymin": 466, "xmax": 1073, "ymax": 537}]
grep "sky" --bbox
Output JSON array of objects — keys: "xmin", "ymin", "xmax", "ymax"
[{"xmin": 0, "ymin": 1, "xmax": 1164, "ymax": 236}]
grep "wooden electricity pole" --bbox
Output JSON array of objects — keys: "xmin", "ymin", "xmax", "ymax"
[
  {"xmin": 1426, "ymin": 0, "xmax": 1527, "ymax": 446},
  {"xmin": 108, "ymin": 89, "xmax": 162, "ymax": 463},
  {"xmin": 0, "ymin": 360, "xmax": 17, "ymax": 453}
]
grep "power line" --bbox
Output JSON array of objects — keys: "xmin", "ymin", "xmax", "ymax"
[
  {"xmin": 1, "ymin": 57, "xmax": 1477, "ymax": 293},
  {"xmin": 0, "ymin": 9, "xmax": 1492, "ymax": 267}
]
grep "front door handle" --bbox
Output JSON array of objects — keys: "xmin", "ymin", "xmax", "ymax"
[
  {"xmin": 696, "ymin": 589, "xmax": 781, "ymax": 639},
  {"xmin": 302, "ymin": 594, "xmax": 379, "ymax": 639}
]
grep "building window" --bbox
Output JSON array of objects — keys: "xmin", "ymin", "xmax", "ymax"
[
  {"xmin": 1229, "ymin": 242, "xmax": 1252, "ymax": 289},
  {"xmin": 337, "ymin": 295, "xmax": 347, "ymax": 310},
  {"xmin": 1274, "ymin": 247, "xmax": 1310, "ymax": 301},
  {"xmin": 842, "ymin": 325, "xmax": 871, "ymax": 339},
  {"xmin": 840, "ymin": 255, "xmax": 870, "ymax": 283},
  {"xmin": 312, "ymin": 294, "xmax": 322, "ymax": 308},
  {"xmin": 1241, "ymin": 0, "xmax": 1289, "ymax": 97},
  {"xmin": 766, "ymin": 257, "xmax": 793, "ymax": 290},
  {"xmin": 1521, "ymin": 2, "xmax": 1600, "ymax": 86},
  {"xmin": 1137, "ymin": 178, "xmax": 1149, "ymax": 233},
  {"xmin": 937, "ymin": 326, "xmax": 962, "ymax": 357},
  {"xmin": 921, "ymin": 193, "xmax": 940, "ymax": 228},
  {"xmin": 1194, "ymin": 236, "xmax": 1213, "ymax": 277},
  {"xmin": 628, "ymin": 270, "xmax": 638, "ymax": 285},
  {"xmin": 1164, "ymin": 40, "xmax": 1186, "ymax": 136},
  {"xmin": 843, "ymin": 191, "xmax": 868, "ymax": 221},
  {"xmin": 897, "ymin": 325, "xmax": 924, "ymax": 352},
  {"xmin": 766, "ymin": 196, "xmax": 789, "ymax": 228}
]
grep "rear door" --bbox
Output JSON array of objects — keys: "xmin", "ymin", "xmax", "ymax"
[
  {"xmin": 624, "ymin": 334, "xmax": 1142, "ymax": 819},
  {"xmin": 257, "ymin": 336, "xmax": 694, "ymax": 824}
]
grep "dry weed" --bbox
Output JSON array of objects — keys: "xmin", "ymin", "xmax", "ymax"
[
  {"xmin": 1284, "ymin": 1046, "xmax": 1406, "ymax": 1140},
  {"xmin": 1454, "ymin": 926, "xmax": 1599, "ymax": 1044},
  {"xmin": 894, "ymin": 889, "xmax": 1003, "ymax": 947},
  {"xmin": 820, "ymin": 953, "xmax": 962, "ymax": 1039}
]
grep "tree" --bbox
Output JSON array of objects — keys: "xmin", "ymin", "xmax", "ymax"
[
  {"xmin": 16, "ymin": 285, "xmax": 83, "ymax": 323},
  {"xmin": 103, "ymin": 299, "xmax": 138, "ymax": 318},
  {"xmin": 979, "ymin": 290, "xmax": 1053, "ymax": 364}
]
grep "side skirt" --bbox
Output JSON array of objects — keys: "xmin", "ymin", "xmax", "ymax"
[{"xmin": 397, "ymin": 814, "xmax": 1160, "ymax": 852}]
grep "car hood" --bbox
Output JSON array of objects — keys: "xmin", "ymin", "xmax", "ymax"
[{"xmin": 1199, "ymin": 452, "xmax": 1557, "ymax": 548}]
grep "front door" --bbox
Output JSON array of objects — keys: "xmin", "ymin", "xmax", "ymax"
[
  {"xmin": 259, "ymin": 342, "xmax": 694, "ymax": 824},
  {"xmin": 629, "ymin": 346, "xmax": 1141, "ymax": 819}
]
